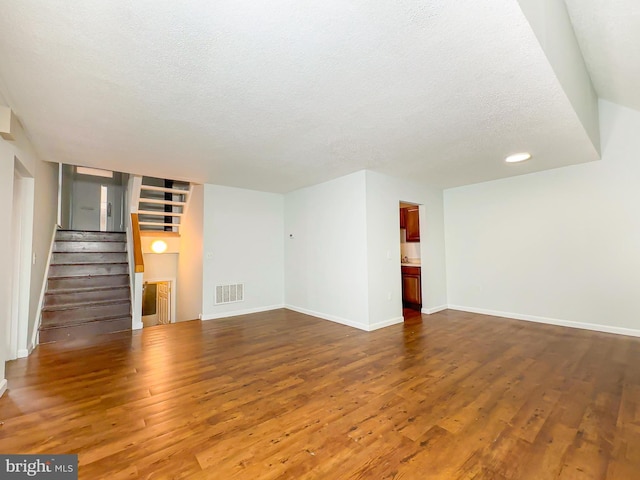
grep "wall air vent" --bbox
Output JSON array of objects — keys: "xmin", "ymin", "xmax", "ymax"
[{"xmin": 215, "ymin": 283, "xmax": 244, "ymax": 305}]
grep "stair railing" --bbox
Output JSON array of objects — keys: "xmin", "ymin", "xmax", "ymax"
[{"xmin": 131, "ymin": 213, "xmax": 144, "ymax": 273}]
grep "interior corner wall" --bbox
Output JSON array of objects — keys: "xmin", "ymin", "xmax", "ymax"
[
  {"xmin": 284, "ymin": 171, "xmax": 369, "ymax": 329},
  {"xmin": 177, "ymin": 184, "xmax": 204, "ymax": 321},
  {"xmin": 444, "ymin": 100, "xmax": 640, "ymax": 335},
  {"xmin": 201, "ymin": 184, "xmax": 284, "ymax": 320},
  {"xmin": 365, "ymin": 171, "xmax": 447, "ymax": 328}
]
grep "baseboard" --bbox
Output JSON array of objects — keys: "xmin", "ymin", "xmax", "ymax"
[
  {"xmin": 0, "ymin": 378, "xmax": 7, "ymax": 398},
  {"xmin": 285, "ymin": 305, "xmax": 369, "ymax": 331},
  {"xmin": 17, "ymin": 348, "xmax": 30, "ymax": 358},
  {"xmin": 200, "ymin": 304, "xmax": 285, "ymax": 321},
  {"xmin": 421, "ymin": 304, "xmax": 448, "ymax": 315},
  {"xmin": 448, "ymin": 305, "xmax": 640, "ymax": 338},
  {"xmin": 369, "ymin": 317, "xmax": 404, "ymax": 331}
]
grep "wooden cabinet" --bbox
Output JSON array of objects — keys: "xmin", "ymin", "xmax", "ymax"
[
  {"xmin": 405, "ymin": 206, "xmax": 420, "ymax": 242},
  {"xmin": 399, "ymin": 207, "xmax": 406, "ymax": 228},
  {"xmin": 401, "ymin": 266, "xmax": 421, "ymax": 307}
]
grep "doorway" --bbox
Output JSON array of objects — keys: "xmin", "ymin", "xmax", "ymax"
[
  {"xmin": 142, "ymin": 280, "xmax": 173, "ymax": 327},
  {"xmin": 399, "ymin": 201, "xmax": 423, "ymax": 319}
]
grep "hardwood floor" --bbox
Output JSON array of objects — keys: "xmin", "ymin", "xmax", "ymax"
[{"xmin": 1, "ymin": 308, "xmax": 639, "ymax": 479}]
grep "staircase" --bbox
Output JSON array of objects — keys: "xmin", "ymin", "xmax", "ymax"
[
  {"xmin": 137, "ymin": 176, "xmax": 191, "ymax": 234},
  {"xmin": 39, "ymin": 230, "xmax": 132, "ymax": 344}
]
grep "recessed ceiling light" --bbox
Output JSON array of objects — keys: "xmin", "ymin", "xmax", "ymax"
[{"xmin": 505, "ymin": 152, "xmax": 531, "ymax": 163}]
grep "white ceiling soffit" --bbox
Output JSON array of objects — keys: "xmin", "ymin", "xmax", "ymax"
[
  {"xmin": 0, "ymin": 0, "xmax": 600, "ymax": 193},
  {"xmin": 563, "ymin": 0, "xmax": 640, "ymax": 113}
]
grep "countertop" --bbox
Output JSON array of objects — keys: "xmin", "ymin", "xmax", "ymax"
[{"xmin": 401, "ymin": 262, "xmax": 421, "ymax": 267}]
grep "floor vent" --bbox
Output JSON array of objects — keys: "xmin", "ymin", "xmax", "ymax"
[{"xmin": 215, "ymin": 283, "xmax": 244, "ymax": 305}]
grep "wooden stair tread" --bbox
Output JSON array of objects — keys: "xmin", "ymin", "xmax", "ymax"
[
  {"xmin": 45, "ymin": 285, "xmax": 129, "ymax": 295},
  {"xmin": 140, "ymin": 185, "xmax": 190, "ymax": 194},
  {"xmin": 138, "ymin": 210, "xmax": 184, "ymax": 217},
  {"xmin": 53, "ymin": 243, "xmax": 127, "ymax": 254},
  {"xmin": 55, "ymin": 233, "xmax": 126, "ymax": 242},
  {"xmin": 50, "ymin": 261, "xmax": 128, "ymax": 266},
  {"xmin": 138, "ymin": 198, "xmax": 186, "ymax": 206},
  {"xmin": 55, "ymin": 237, "xmax": 126, "ymax": 241},
  {"xmin": 49, "ymin": 261, "xmax": 128, "ymax": 266},
  {"xmin": 42, "ymin": 298, "xmax": 130, "ymax": 312},
  {"xmin": 47, "ymin": 273, "xmax": 129, "ymax": 280},
  {"xmin": 41, "ymin": 314, "xmax": 130, "ymax": 327},
  {"xmin": 40, "ymin": 314, "xmax": 132, "ymax": 330},
  {"xmin": 140, "ymin": 230, "xmax": 180, "ymax": 237}
]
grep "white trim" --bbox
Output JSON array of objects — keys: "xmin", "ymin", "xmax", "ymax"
[
  {"xmin": 369, "ymin": 316, "xmax": 404, "ymax": 331},
  {"xmin": 0, "ymin": 379, "xmax": 7, "ymax": 398},
  {"xmin": 421, "ymin": 305, "xmax": 448, "ymax": 315},
  {"xmin": 284, "ymin": 305, "xmax": 369, "ymax": 331},
  {"xmin": 201, "ymin": 304, "xmax": 285, "ymax": 321},
  {"xmin": 9, "ymin": 168, "xmax": 23, "ymax": 360},
  {"xmin": 17, "ymin": 348, "xmax": 30, "ymax": 358},
  {"xmin": 9, "ymin": 168, "xmax": 34, "ymax": 360},
  {"xmin": 447, "ymin": 305, "xmax": 640, "ymax": 338},
  {"xmin": 57, "ymin": 163, "xmax": 62, "ymax": 226},
  {"xmin": 285, "ymin": 305, "xmax": 402, "ymax": 331},
  {"xmin": 30, "ymin": 224, "xmax": 58, "ymax": 352},
  {"xmin": 131, "ymin": 272, "xmax": 144, "ymax": 330},
  {"xmin": 17, "ymin": 176, "xmax": 34, "ymax": 355}
]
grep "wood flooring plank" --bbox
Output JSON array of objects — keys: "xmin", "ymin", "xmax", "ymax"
[{"xmin": 1, "ymin": 309, "xmax": 639, "ymax": 479}]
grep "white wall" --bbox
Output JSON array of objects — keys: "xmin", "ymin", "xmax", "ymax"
[
  {"xmin": 0, "ymin": 106, "xmax": 57, "ymax": 395},
  {"xmin": 284, "ymin": 171, "xmax": 370, "ymax": 329},
  {"xmin": 177, "ymin": 184, "xmax": 204, "ymax": 322},
  {"xmin": 444, "ymin": 100, "xmax": 640, "ymax": 336},
  {"xmin": 26, "ymin": 158, "xmax": 57, "ymax": 349},
  {"xmin": 143, "ymin": 253, "xmax": 179, "ymax": 282},
  {"xmin": 365, "ymin": 171, "xmax": 447, "ymax": 328},
  {"xmin": 201, "ymin": 184, "xmax": 284, "ymax": 319}
]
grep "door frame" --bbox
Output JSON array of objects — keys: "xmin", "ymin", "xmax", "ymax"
[
  {"xmin": 141, "ymin": 277, "xmax": 176, "ymax": 325},
  {"xmin": 10, "ymin": 158, "xmax": 34, "ymax": 359},
  {"xmin": 398, "ymin": 200, "xmax": 426, "ymax": 318}
]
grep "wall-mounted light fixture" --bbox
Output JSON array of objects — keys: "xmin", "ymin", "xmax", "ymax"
[{"xmin": 151, "ymin": 240, "xmax": 168, "ymax": 254}]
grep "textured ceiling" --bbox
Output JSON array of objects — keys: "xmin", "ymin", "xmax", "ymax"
[
  {"xmin": 0, "ymin": 0, "xmax": 601, "ymax": 192},
  {"xmin": 564, "ymin": 0, "xmax": 640, "ymax": 112}
]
